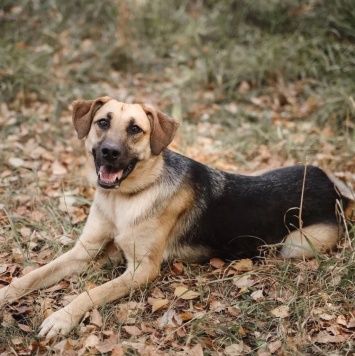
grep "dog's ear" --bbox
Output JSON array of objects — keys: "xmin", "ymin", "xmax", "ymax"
[
  {"xmin": 142, "ymin": 104, "xmax": 180, "ymax": 155},
  {"xmin": 72, "ymin": 96, "xmax": 112, "ymax": 139}
]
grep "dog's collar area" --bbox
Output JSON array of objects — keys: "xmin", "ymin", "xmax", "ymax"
[{"xmin": 97, "ymin": 159, "xmax": 138, "ymax": 189}]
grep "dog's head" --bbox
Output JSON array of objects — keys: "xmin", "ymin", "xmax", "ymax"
[{"xmin": 72, "ymin": 97, "xmax": 179, "ymax": 191}]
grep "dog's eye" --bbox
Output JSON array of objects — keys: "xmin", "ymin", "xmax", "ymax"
[
  {"xmin": 97, "ymin": 119, "xmax": 110, "ymax": 130},
  {"xmin": 128, "ymin": 125, "xmax": 142, "ymax": 134}
]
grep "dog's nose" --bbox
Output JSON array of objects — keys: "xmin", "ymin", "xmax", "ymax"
[{"xmin": 101, "ymin": 145, "xmax": 121, "ymax": 161}]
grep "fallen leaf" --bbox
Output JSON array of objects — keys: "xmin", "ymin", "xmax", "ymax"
[
  {"xmin": 224, "ymin": 342, "xmax": 244, "ymax": 355},
  {"xmin": 271, "ymin": 305, "xmax": 290, "ymax": 318},
  {"xmin": 210, "ymin": 258, "xmax": 225, "ymax": 269},
  {"xmin": 210, "ymin": 300, "xmax": 226, "ymax": 312},
  {"xmin": 347, "ymin": 317, "xmax": 355, "ymax": 328},
  {"xmin": 123, "ymin": 325, "xmax": 142, "ymax": 336},
  {"xmin": 231, "ymin": 259, "xmax": 253, "ymax": 272},
  {"xmin": 172, "ymin": 262, "xmax": 184, "ymax": 275},
  {"xmin": 90, "ymin": 309, "xmax": 103, "ymax": 328},
  {"xmin": 11, "ymin": 337, "xmax": 23, "ymax": 346},
  {"xmin": 251, "ymin": 289, "xmax": 264, "ymax": 301},
  {"xmin": 148, "ymin": 298, "xmax": 169, "ymax": 312},
  {"xmin": 9, "ymin": 157, "xmax": 24, "ymax": 168},
  {"xmin": 18, "ymin": 323, "xmax": 33, "ymax": 332},
  {"xmin": 233, "ymin": 274, "xmax": 255, "ymax": 289},
  {"xmin": 188, "ymin": 343, "xmax": 204, "ymax": 356},
  {"xmin": 159, "ymin": 309, "xmax": 183, "ymax": 328},
  {"xmin": 336, "ymin": 315, "xmax": 347, "ymax": 326},
  {"xmin": 174, "ymin": 286, "xmax": 199, "ymax": 300},
  {"xmin": 313, "ymin": 330, "xmax": 346, "ymax": 343},
  {"xmin": 52, "ymin": 160, "xmax": 67, "ymax": 175},
  {"xmin": 95, "ymin": 334, "xmax": 119, "ymax": 353},
  {"xmin": 179, "ymin": 312, "xmax": 193, "ymax": 321},
  {"xmin": 84, "ymin": 334, "xmax": 100, "ymax": 348},
  {"xmin": 268, "ymin": 340, "xmax": 282, "ymax": 353}
]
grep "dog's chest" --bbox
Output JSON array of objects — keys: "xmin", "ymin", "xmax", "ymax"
[{"xmin": 96, "ymin": 188, "xmax": 160, "ymax": 233}]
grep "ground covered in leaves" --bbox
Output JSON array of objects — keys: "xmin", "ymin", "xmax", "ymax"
[{"xmin": 0, "ymin": 1, "xmax": 355, "ymax": 355}]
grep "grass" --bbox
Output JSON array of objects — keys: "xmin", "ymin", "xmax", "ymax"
[{"xmin": 0, "ymin": 0, "xmax": 354, "ymax": 354}]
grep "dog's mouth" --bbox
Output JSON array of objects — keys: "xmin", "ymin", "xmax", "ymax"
[{"xmin": 97, "ymin": 160, "xmax": 138, "ymax": 189}]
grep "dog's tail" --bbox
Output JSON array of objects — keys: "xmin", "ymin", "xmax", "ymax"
[{"xmin": 326, "ymin": 172, "xmax": 355, "ymax": 222}]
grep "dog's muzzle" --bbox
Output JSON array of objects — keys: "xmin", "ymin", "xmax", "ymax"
[{"xmin": 93, "ymin": 144, "xmax": 138, "ymax": 189}]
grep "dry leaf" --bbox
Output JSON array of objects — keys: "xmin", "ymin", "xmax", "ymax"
[
  {"xmin": 188, "ymin": 343, "xmax": 203, "ymax": 356},
  {"xmin": 210, "ymin": 258, "xmax": 225, "ymax": 269},
  {"xmin": 336, "ymin": 315, "xmax": 347, "ymax": 326},
  {"xmin": 271, "ymin": 305, "xmax": 290, "ymax": 318},
  {"xmin": 231, "ymin": 259, "xmax": 253, "ymax": 272},
  {"xmin": 227, "ymin": 306, "xmax": 241, "ymax": 317},
  {"xmin": 210, "ymin": 300, "xmax": 226, "ymax": 312},
  {"xmin": 18, "ymin": 323, "xmax": 33, "ymax": 332},
  {"xmin": 123, "ymin": 325, "xmax": 142, "ymax": 336},
  {"xmin": 52, "ymin": 160, "xmax": 67, "ymax": 175},
  {"xmin": 90, "ymin": 309, "xmax": 103, "ymax": 328},
  {"xmin": 95, "ymin": 334, "xmax": 119, "ymax": 353},
  {"xmin": 159, "ymin": 309, "xmax": 183, "ymax": 328},
  {"xmin": 84, "ymin": 334, "xmax": 100, "ymax": 348},
  {"xmin": 174, "ymin": 286, "xmax": 199, "ymax": 300},
  {"xmin": 347, "ymin": 317, "xmax": 355, "ymax": 328},
  {"xmin": 233, "ymin": 274, "xmax": 254, "ymax": 289},
  {"xmin": 179, "ymin": 312, "xmax": 193, "ymax": 321},
  {"xmin": 148, "ymin": 298, "xmax": 169, "ymax": 312},
  {"xmin": 172, "ymin": 262, "xmax": 184, "ymax": 275},
  {"xmin": 313, "ymin": 330, "xmax": 346, "ymax": 343},
  {"xmin": 268, "ymin": 340, "xmax": 282, "ymax": 353},
  {"xmin": 251, "ymin": 289, "xmax": 264, "ymax": 301},
  {"xmin": 224, "ymin": 342, "xmax": 244, "ymax": 355}
]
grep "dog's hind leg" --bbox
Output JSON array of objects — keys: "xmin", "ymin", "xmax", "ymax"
[
  {"xmin": 0, "ymin": 204, "xmax": 113, "ymax": 304},
  {"xmin": 280, "ymin": 223, "xmax": 341, "ymax": 258}
]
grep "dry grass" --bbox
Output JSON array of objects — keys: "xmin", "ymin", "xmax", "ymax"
[{"xmin": 0, "ymin": 1, "xmax": 354, "ymax": 354}]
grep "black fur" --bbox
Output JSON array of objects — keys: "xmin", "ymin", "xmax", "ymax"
[{"xmin": 163, "ymin": 149, "xmax": 342, "ymax": 261}]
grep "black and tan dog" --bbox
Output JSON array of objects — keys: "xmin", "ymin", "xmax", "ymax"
[{"xmin": 0, "ymin": 97, "xmax": 353, "ymax": 338}]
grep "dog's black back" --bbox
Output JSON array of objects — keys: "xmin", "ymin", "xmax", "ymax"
[{"xmin": 163, "ymin": 150, "xmax": 342, "ymax": 261}]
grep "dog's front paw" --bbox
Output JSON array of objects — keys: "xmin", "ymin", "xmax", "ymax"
[{"xmin": 38, "ymin": 308, "xmax": 81, "ymax": 338}]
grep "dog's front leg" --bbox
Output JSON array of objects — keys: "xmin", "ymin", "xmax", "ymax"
[
  {"xmin": 38, "ymin": 226, "xmax": 167, "ymax": 338},
  {"xmin": 0, "ymin": 204, "xmax": 113, "ymax": 304}
]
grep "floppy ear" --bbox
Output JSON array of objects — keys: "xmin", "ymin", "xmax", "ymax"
[
  {"xmin": 72, "ymin": 96, "xmax": 112, "ymax": 139},
  {"xmin": 142, "ymin": 104, "xmax": 180, "ymax": 155}
]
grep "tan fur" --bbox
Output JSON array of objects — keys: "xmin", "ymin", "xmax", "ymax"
[{"xmin": 280, "ymin": 224, "xmax": 341, "ymax": 258}]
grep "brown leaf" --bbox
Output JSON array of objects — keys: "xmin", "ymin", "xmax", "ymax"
[
  {"xmin": 210, "ymin": 300, "xmax": 226, "ymax": 312},
  {"xmin": 251, "ymin": 289, "xmax": 264, "ymax": 301},
  {"xmin": 231, "ymin": 259, "xmax": 253, "ymax": 272},
  {"xmin": 123, "ymin": 325, "xmax": 142, "ymax": 336},
  {"xmin": 148, "ymin": 298, "xmax": 169, "ymax": 313},
  {"xmin": 95, "ymin": 334, "xmax": 119, "ymax": 353},
  {"xmin": 347, "ymin": 317, "xmax": 355, "ymax": 328},
  {"xmin": 313, "ymin": 330, "xmax": 346, "ymax": 343},
  {"xmin": 188, "ymin": 343, "xmax": 204, "ymax": 356},
  {"xmin": 233, "ymin": 274, "xmax": 255, "ymax": 289},
  {"xmin": 179, "ymin": 312, "xmax": 193, "ymax": 321},
  {"xmin": 224, "ymin": 342, "xmax": 244, "ymax": 355},
  {"xmin": 210, "ymin": 258, "xmax": 225, "ymax": 269},
  {"xmin": 84, "ymin": 334, "xmax": 100, "ymax": 348},
  {"xmin": 174, "ymin": 286, "xmax": 199, "ymax": 300},
  {"xmin": 18, "ymin": 323, "xmax": 33, "ymax": 332},
  {"xmin": 270, "ymin": 305, "xmax": 290, "ymax": 318},
  {"xmin": 172, "ymin": 262, "xmax": 184, "ymax": 275},
  {"xmin": 159, "ymin": 309, "xmax": 183, "ymax": 328},
  {"xmin": 90, "ymin": 309, "xmax": 103, "ymax": 328},
  {"xmin": 268, "ymin": 340, "xmax": 282, "ymax": 353}
]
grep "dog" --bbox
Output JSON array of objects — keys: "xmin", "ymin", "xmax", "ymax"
[{"xmin": 0, "ymin": 97, "xmax": 353, "ymax": 338}]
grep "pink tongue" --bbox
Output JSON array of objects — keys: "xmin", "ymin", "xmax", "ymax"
[{"xmin": 99, "ymin": 166, "xmax": 123, "ymax": 184}]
